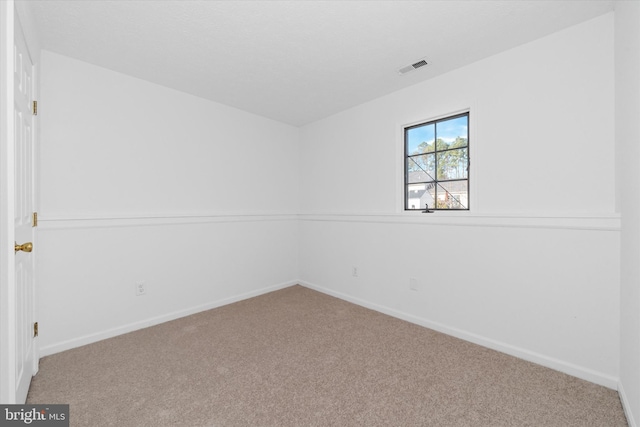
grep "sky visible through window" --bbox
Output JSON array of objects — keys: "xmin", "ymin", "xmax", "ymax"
[{"xmin": 407, "ymin": 115, "xmax": 468, "ymax": 155}]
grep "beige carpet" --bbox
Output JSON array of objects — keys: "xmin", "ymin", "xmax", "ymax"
[{"xmin": 27, "ymin": 285, "xmax": 627, "ymax": 426}]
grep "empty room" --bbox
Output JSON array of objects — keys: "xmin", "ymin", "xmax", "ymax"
[{"xmin": 1, "ymin": 0, "xmax": 639, "ymax": 426}]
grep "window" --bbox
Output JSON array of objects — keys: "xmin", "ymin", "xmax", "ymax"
[{"xmin": 405, "ymin": 112, "xmax": 469, "ymax": 211}]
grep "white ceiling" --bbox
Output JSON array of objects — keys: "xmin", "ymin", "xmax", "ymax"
[{"xmin": 26, "ymin": 0, "xmax": 614, "ymax": 127}]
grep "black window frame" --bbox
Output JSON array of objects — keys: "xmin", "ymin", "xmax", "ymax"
[{"xmin": 404, "ymin": 112, "xmax": 470, "ymax": 211}]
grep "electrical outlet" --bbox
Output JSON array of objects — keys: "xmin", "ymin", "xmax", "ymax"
[
  {"xmin": 409, "ymin": 277, "xmax": 418, "ymax": 291},
  {"xmin": 135, "ymin": 281, "xmax": 146, "ymax": 296},
  {"xmin": 352, "ymin": 267, "xmax": 358, "ymax": 277}
]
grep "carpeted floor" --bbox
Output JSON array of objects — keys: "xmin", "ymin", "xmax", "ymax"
[{"xmin": 27, "ymin": 285, "xmax": 627, "ymax": 426}]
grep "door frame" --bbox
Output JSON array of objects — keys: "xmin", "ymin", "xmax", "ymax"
[{"xmin": 0, "ymin": 0, "xmax": 18, "ymax": 403}]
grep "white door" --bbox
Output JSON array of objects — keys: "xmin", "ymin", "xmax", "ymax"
[{"xmin": 13, "ymin": 11, "xmax": 37, "ymax": 403}]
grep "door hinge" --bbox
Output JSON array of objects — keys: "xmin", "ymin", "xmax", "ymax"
[
  {"xmin": 32, "ymin": 100, "xmax": 37, "ymax": 116},
  {"xmin": 32, "ymin": 212, "xmax": 38, "ymax": 227},
  {"xmin": 33, "ymin": 322, "xmax": 38, "ymax": 338}
]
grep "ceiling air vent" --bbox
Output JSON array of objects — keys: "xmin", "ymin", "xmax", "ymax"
[{"xmin": 398, "ymin": 58, "xmax": 428, "ymax": 75}]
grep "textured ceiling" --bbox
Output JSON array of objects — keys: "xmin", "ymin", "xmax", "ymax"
[{"xmin": 26, "ymin": 0, "xmax": 614, "ymax": 126}]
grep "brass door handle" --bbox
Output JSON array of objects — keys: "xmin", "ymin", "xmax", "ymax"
[{"xmin": 15, "ymin": 242, "xmax": 33, "ymax": 253}]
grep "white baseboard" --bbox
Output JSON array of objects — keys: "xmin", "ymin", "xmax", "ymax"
[
  {"xmin": 40, "ymin": 278, "xmax": 622, "ymax": 393},
  {"xmin": 39, "ymin": 280, "xmax": 298, "ymax": 357},
  {"xmin": 299, "ymin": 280, "xmax": 619, "ymax": 390},
  {"xmin": 619, "ymin": 381, "xmax": 638, "ymax": 427}
]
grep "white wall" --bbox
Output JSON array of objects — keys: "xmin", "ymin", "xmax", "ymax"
[
  {"xmin": 616, "ymin": 0, "xmax": 640, "ymax": 425},
  {"xmin": 299, "ymin": 13, "xmax": 620, "ymax": 388},
  {"xmin": 37, "ymin": 51, "xmax": 300, "ymax": 355}
]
